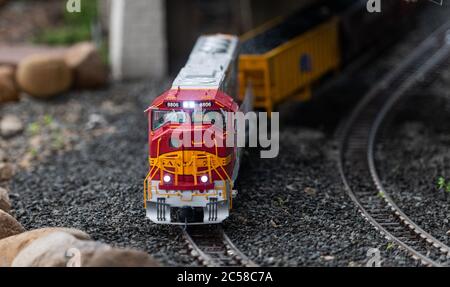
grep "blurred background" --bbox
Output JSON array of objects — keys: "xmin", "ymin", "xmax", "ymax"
[{"xmin": 0, "ymin": 0, "xmax": 316, "ymax": 82}]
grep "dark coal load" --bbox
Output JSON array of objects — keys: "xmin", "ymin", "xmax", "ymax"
[{"xmin": 241, "ymin": 0, "xmax": 358, "ymax": 55}]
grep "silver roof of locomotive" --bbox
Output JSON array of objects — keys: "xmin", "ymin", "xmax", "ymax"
[{"xmin": 171, "ymin": 34, "xmax": 239, "ymax": 90}]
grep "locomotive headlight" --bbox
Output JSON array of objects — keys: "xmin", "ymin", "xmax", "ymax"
[
  {"xmin": 163, "ymin": 175, "xmax": 172, "ymax": 183},
  {"xmin": 183, "ymin": 101, "xmax": 196, "ymax": 109},
  {"xmin": 200, "ymin": 175, "xmax": 208, "ymax": 183}
]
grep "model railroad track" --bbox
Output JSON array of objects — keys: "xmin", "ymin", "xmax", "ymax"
[
  {"xmin": 338, "ymin": 22, "xmax": 450, "ymax": 266},
  {"xmin": 181, "ymin": 225, "xmax": 258, "ymax": 267}
]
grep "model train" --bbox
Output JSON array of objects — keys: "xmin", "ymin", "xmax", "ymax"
[
  {"xmin": 144, "ymin": 35, "xmax": 244, "ymax": 224},
  {"xmin": 144, "ymin": 0, "xmax": 417, "ymax": 225}
]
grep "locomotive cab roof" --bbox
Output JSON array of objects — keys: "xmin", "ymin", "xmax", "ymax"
[
  {"xmin": 146, "ymin": 34, "xmax": 239, "ymax": 113},
  {"xmin": 171, "ymin": 34, "xmax": 239, "ymax": 90}
]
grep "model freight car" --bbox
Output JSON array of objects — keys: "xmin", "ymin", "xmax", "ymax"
[{"xmin": 239, "ymin": 0, "xmax": 417, "ymax": 113}]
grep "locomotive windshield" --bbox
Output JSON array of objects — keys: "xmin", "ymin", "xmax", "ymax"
[
  {"xmin": 152, "ymin": 110, "xmax": 188, "ymax": 130},
  {"xmin": 152, "ymin": 109, "xmax": 227, "ymax": 130},
  {"xmin": 192, "ymin": 110, "xmax": 226, "ymax": 125}
]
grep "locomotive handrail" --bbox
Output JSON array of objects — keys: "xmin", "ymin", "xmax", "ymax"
[
  {"xmin": 213, "ymin": 139, "xmax": 233, "ymax": 207},
  {"xmin": 149, "ymin": 138, "xmax": 162, "ymax": 181},
  {"xmin": 144, "ymin": 138, "xmax": 162, "ymax": 207}
]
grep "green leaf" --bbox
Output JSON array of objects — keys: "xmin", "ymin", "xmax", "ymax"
[
  {"xmin": 386, "ymin": 242, "xmax": 395, "ymax": 251},
  {"xmin": 44, "ymin": 115, "xmax": 54, "ymax": 126},
  {"xmin": 33, "ymin": 0, "xmax": 98, "ymax": 46},
  {"xmin": 437, "ymin": 177, "xmax": 446, "ymax": 190},
  {"xmin": 27, "ymin": 122, "xmax": 41, "ymax": 136},
  {"xmin": 446, "ymin": 183, "xmax": 450, "ymax": 193}
]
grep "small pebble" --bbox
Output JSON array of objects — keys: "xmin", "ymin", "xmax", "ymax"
[
  {"xmin": 0, "ymin": 115, "xmax": 24, "ymax": 138},
  {"xmin": 304, "ymin": 187, "xmax": 317, "ymax": 196}
]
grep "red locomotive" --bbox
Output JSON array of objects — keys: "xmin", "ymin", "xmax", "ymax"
[{"xmin": 144, "ymin": 34, "xmax": 244, "ymax": 225}]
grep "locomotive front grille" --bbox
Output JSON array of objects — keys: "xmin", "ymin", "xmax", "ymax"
[
  {"xmin": 146, "ymin": 193, "xmax": 229, "ymax": 225},
  {"xmin": 156, "ymin": 198, "xmax": 168, "ymax": 221},
  {"xmin": 207, "ymin": 198, "xmax": 219, "ymax": 222}
]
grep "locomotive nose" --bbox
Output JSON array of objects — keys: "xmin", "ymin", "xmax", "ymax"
[{"xmin": 150, "ymin": 128, "xmax": 231, "ymax": 191}]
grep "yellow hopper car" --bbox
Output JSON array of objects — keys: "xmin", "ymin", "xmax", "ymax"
[
  {"xmin": 239, "ymin": 17, "xmax": 340, "ymax": 113},
  {"xmin": 238, "ymin": 0, "xmax": 416, "ymax": 113}
]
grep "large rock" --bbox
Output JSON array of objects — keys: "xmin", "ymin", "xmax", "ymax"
[
  {"xmin": 0, "ymin": 162, "xmax": 14, "ymax": 181},
  {"xmin": 0, "ymin": 227, "xmax": 90, "ymax": 267},
  {"xmin": 0, "ymin": 45, "xmax": 68, "ymax": 68},
  {"xmin": 16, "ymin": 54, "xmax": 73, "ymax": 98},
  {"xmin": 65, "ymin": 42, "xmax": 108, "ymax": 89},
  {"xmin": 0, "ymin": 114, "xmax": 24, "ymax": 138},
  {"xmin": 12, "ymin": 232, "xmax": 106, "ymax": 267},
  {"xmin": 0, "ymin": 66, "xmax": 19, "ymax": 103},
  {"xmin": 0, "ymin": 187, "xmax": 11, "ymax": 213},
  {"xmin": 12, "ymin": 232, "xmax": 160, "ymax": 267},
  {"xmin": 0, "ymin": 209, "xmax": 25, "ymax": 240}
]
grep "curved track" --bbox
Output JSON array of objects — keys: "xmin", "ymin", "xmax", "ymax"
[
  {"xmin": 338, "ymin": 22, "xmax": 450, "ymax": 266},
  {"xmin": 181, "ymin": 225, "xmax": 258, "ymax": 267}
]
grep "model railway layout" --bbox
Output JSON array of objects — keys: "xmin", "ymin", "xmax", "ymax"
[{"xmin": 4, "ymin": 0, "xmax": 450, "ymax": 269}]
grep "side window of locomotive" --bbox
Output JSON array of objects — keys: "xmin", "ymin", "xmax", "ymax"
[
  {"xmin": 152, "ymin": 110, "xmax": 167, "ymax": 130},
  {"xmin": 152, "ymin": 110, "xmax": 188, "ymax": 130}
]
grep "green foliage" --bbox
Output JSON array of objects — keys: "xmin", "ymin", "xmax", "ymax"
[
  {"xmin": 98, "ymin": 40, "xmax": 109, "ymax": 66},
  {"xmin": 437, "ymin": 177, "xmax": 446, "ymax": 190},
  {"xmin": 63, "ymin": 0, "xmax": 98, "ymax": 28},
  {"xmin": 29, "ymin": 147, "xmax": 38, "ymax": 158},
  {"xmin": 43, "ymin": 115, "xmax": 54, "ymax": 126},
  {"xmin": 436, "ymin": 177, "xmax": 450, "ymax": 194},
  {"xmin": 33, "ymin": 0, "xmax": 98, "ymax": 46},
  {"xmin": 275, "ymin": 196, "xmax": 285, "ymax": 207},
  {"xmin": 386, "ymin": 242, "xmax": 395, "ymax": 251},
  {"xmin": 34, "ymin": 26, "xmax": 91, "ymax": 46},
  {"xmin": 27, "ymin": 122, "xmax": 41, "ymax": 136},
  {"xmin": 51, "ymin": 131, "xmax": 65, "ymax": 150}
]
